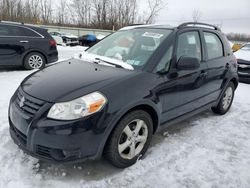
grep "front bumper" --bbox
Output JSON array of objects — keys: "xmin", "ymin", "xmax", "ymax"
[
  {"xmin": 8, "ymin": 88, "xmax": 108, "ymax": 163},
  {"xmin": 237, "ymin": 60, "xmax": 250, "ymax": 83}
]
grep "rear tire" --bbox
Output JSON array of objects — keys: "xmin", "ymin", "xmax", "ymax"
[
  {"xmin": 24, "ymin": 52, "xmax": 46, "ymax": 70},
  {"xmin": 212, "ymin": 82, "xmax": 235, "ymax": 115},
  {"xmin": 104, "ymin": 110, "xmax": 153, "ymax": 168}
]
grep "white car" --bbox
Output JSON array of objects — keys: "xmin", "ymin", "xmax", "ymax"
[
  {"xmin": 51, "ymin": 35, "xmax": 63, "ymax": 46},
  {"xmin": 234, "ymin": 43, "xmax": 250, "ymax": 83},
  {"xmin": 49, "ymin": 31, "xmax": 79, "ymax": 46}
]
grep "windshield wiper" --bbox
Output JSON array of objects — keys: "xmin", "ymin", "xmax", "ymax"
[{"xmin": 93, "ymin": 58, "xmax": 124, "ymax": 69}]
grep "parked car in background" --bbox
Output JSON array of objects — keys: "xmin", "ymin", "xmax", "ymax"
[
  {"xmin": 0, "ymin": 21, "xmax": 58, "ymax": 70},
  {"xmin": 79, "ymin": 34, "xmax": 99, "ymax": 47},
  {"xmin": 234, "ymin": 43, "xmax": 250, "ymax": 83},
  {"xmin": 49, "ymin": 31, "xmax": 79, "ymax": 46},
  {"xmin": 232, "ymin": 43, "xmax": 243, "ymax": 52},
  {"xmin": 9, "ymin": 22, "xmax": 238, "ymax": 168},
  {"xmin": 50, "ymin": 34, "xmax": 63, "ymax": 46}
]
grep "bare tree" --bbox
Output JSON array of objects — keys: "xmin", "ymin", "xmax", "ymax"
[
  {"xmin": 0, "ymin": 0, "xmax": 166, "ymax": 29},
  {"xmin": 192, "ymin": 9, "xmax": 202, "ymax": 22},
  {"xmin": 71, "ymin": 0, "xmax": 92, "ymax": 26},
  {"xmin": 57, "ymin": 0, "xmax": 68, "ymax": 25},
  {"xmin": 144, "ymin": 0, "xmax": 164, "ymax": 24},
  {"xmin": 40, "ymin": 0, "xmax": 52, "ymax": 24}
]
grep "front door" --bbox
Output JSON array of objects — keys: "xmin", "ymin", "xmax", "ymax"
[
  {"xmin": 156, "ymin": 30, "xmax": 210, "ymax": 123},
  {"xmin": 0, "ymin": 24, "xmax": 29, "ymax": 66}
]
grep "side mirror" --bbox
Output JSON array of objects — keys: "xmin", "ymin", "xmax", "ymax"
[{"xmin": 177, "ymin": 56, "xmax": 200, "ymax": 70}]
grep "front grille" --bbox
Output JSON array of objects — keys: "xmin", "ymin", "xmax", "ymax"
[
  {"xmin": 15, "ymin": 89, "xmax": 45, "ymax": 117},
  {"xmin": 71, "ymin": 38, "xmax": 77, "ymax": 42},
  {"xmin": 10, "ymin": 123, "xmax": 27, "ymax": 146}
]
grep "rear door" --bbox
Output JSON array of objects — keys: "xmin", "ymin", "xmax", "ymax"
[
  {"xmin": 0, "ymin": 24, "xmax": 30, "ymax": 66},
  {"xmin": 201, "ymin": 30, "xmax": 228, "ymax": 101}
]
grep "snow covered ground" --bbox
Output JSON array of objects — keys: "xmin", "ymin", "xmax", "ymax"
[{"xmin": 0, "ymin": 46, "xmax": 250, "ymax": 188}]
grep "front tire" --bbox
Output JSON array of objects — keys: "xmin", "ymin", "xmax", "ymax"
[
  {"xmin": 24, "ymin": 52, "xmax": 46, "ymax": 70},
  {"xmin": 212, "ymin": 82, "xmax": 235, "ymax": 115},
  {"xmin": 104, "ymin": 110, "xmax": 153, "ymax": 168}
]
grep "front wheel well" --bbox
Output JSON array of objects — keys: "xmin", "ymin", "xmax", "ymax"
[{"xmin": 121, "ymin": 104, "xmax": 159, "ymax": 134}]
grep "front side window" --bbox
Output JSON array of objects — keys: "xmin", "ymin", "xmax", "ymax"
[
  {"xmin": 87, "ymin": 28, "xmax": 173, "ymax": 70},
  {"xmin": 0, "ymin": 25, "xmax": 40, "ymax": 37},
  {"xmin": 204, "ymin": 32, "xmax": 223, "ymax": 59},
  {"xmin": 177, "ymin": 31, "xmax": 202, "ymax": 61}
]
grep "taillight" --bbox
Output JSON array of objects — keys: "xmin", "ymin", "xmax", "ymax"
[{"xmin": 49, "ymin": 39, "xmax": 57, "ymax": 47}]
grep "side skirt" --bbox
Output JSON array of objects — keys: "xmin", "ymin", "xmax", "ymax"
[{"xmin": 156, "ymin": 101, "xmax": 218, "ymax": 133}]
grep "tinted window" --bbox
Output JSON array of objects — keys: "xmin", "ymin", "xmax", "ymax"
[
  {"xmin": 204, "ymin": 32, "xmax": 223, "ymax": 59},
  {"xmin": 21, "ymin": 27, "xmax": 40, "ymax": 37},
  {"xmin": 177, "ymin": 31, "xmax": 201, "ymax": 61},
  {"xmin": 0, "ymin": 24, "xmax": 40, "ymax": 37}
]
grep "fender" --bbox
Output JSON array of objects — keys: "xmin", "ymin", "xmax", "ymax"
[
  {"xmin": 216, "ymin": 75, "xmax": 239, "ymax": 106},
  {"xmin": 95, "ymin": 99, "xmax": 161, "ymax": 159}
]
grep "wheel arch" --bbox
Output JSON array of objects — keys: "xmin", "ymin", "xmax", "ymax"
[
  {"xmin": 230, "ymin": 77, "xmax": 238, "ymax": 89},
  {"xmin": 99, "ymin": 102, "xmax": 161, "ymax": 157},
  {"xmin": 22, "ymin": 49, "xmax": 48, "ymax": 66}
]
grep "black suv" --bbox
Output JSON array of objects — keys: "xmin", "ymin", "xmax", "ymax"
[
  {"xmin": 9, "ymin": 23, "xmax": 238, "ymax": 168},
  {"xmin": 0, "ymin": 21, "xmax": 58, "ymax": 69}
]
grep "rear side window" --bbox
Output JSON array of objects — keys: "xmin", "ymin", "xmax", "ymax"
[
  {"xmin": 177, "ymin": 31, "xmax": 202, "ymax": 61},
  {"xmin": 20, "ymin": 27, "xmax": 41, "ymax": 37},
  {"xmin": 204, "ymin": 32, "xmax": 223, "ymax": 59}
]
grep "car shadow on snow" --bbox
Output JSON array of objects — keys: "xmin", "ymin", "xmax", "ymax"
[{"xmin": 35, "ymin": 109, "xmax": 214, "ymax": 181}]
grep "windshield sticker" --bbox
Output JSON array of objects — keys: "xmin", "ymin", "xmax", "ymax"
[{"xmin": 142, "ymin": 32, "xmax": 164, "ymax": 39}]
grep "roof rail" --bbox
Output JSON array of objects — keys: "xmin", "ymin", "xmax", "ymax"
[
  {"xmin": 0, "ymin": 20, "xmax": 24, "ymax": 25},
  {"xmin": 177, "ymin": 22, "xmax": 221, "ymax": 31}
]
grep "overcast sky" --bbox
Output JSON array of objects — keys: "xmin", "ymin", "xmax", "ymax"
[{"xmin": 151, "ymin": 0, "xmax": 250, "ymax": 34}]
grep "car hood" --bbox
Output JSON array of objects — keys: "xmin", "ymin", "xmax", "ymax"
[
  {"xmin": 234, "ymin": 49, "xmax": 250, "ymax": 62},
  {"xmin": 21, "ymin": 58, "xmax": 135, "ymax": 102}
]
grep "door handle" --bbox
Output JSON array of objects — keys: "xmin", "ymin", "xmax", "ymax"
[{"xmin": 20, "ymin": 41, "xmax": 29, "ymax": 43}]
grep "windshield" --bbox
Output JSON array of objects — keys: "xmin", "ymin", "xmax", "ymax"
[
  {"xmin": 86, "ymin": 28, "xmax": 172, "ymax": 69},
  {"xmin": 241, "ymin": 44, "xmax": 250, "ymax": 51}
]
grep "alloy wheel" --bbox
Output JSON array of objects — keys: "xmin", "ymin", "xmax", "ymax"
[
  {"xmin": 222, "ymin": 87, "xmax": 233, "ymax": 110},
  {"xmin": 28, "ymin": 55, "xmax": 43, "ymax": 69},
  {"xmin": 118, "ymin": 119, "xmax": 148, "ymax": 160}
]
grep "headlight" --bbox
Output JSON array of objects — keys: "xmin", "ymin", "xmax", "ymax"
[{"xmin": 47, "ymin": 92, "xmax": 107, "ymax": 120}]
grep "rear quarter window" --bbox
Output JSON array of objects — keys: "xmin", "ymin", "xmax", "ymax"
[{"xmin": 20, "ymin": 27, "xmax": 41, "ymax": 37}]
